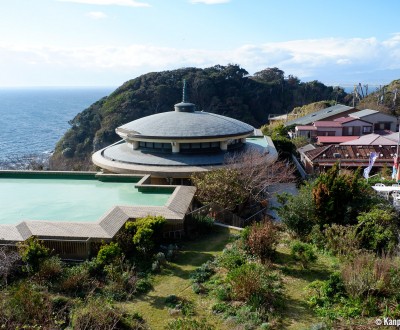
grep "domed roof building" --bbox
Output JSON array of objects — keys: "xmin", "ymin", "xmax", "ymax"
[{"xmin": 92, "ymin": 82, "xmax": 271, "ymax": 183}]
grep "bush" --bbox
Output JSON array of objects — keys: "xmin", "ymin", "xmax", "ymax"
[
  {"xmin": 227, "ymin": 263, "xmax": 282, "ymax": 310},
  {"xmin": 216, "ymin": 245, "xmax": 246, "ymax": 271},
  {"xmin": 290, "ymin": 241, "xmax": 317, "ymax": 269},
  {"xmin": 165, "ymin": 295, "xmax": 195, "ymax": 317},
  {"xmin": 356, "ymin": 207, "xmax": 398, "ymax": 253},
  {"xmin": 36, "ymin": 256, "xmax": 64, "ymax": 284},
  {"xmin": 323, "ymin": 224, "xmax": 361, "ymax": 258},
  {"xmin": 60, "ymin": 262, "xmax": 95, "ymax": 296},
  {"xmin": 96, "ymin": 242, "xmax": 123, "ymax": 266},
  {"xmin": 125, "ymin": 215, "xmax": 166, "ymax": 255},
  {"xmin": 341, "ymin": 253, "xmax": 398, "ymax": 299},
  {"xmin": 277, "ymin": 183, "xmax": 316, "ymax": 239},
  {"xmin": 71, "ymin": 297, "xmax": 147, "ymax": 329},
  {"xmin": 103, "ymin": 263, "xmax": 139, "ymax": 301},
  {"xmin": 135, "ymin": 278, "xmax": 152, "ymax": 294},
  {"xmin": 17, "ymin": 237, "xmax": 50, "ymax": 273},
  {"xmin": 0, "ymin": 281, "xmax": 55, "ymax": 327},
  {"xmin": 190, "ymin": 261, "xmax": 215, "ymax": 284},
  {"xmin": 164, "ymin": 318, "xmax": 215, "ymax": 330},
  {"xmin": 245, "ymin": 220, "xmax": 279, "ymax": 263},
  {"xmin": 155, "ymin": 252, "xmax": 167, "ymax": 266},
  {"xmin": 192, "ymin": 214, "xmax": 214, "ymax": 234}
]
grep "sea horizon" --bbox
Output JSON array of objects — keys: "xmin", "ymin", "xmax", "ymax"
[{"xmin": 0, "ymin": 87, "xmax": 115, "ymax": 169}]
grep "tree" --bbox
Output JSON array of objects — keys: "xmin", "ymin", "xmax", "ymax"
[
  {"xmin": 253, "ymin": 67, "xmax": 285, "ymax": 84},
  {"xmin": 17, "ymin": 237, "xmax": 49, "ymax": 273},
  {"xmin": 312, "ymin": 164, "xmax": 372, "ymax": 227},
  {"xmin": 125, "ymin": 215, "xmax": 166, "ymax": 255},
  {"xmin": 192, "ymin": 149, "xmax": 295, "ymax": 213},
  {"xmin": 277, "ymin": 182, "xmax": 317, "ymax": 239},
  {"xmin": 0, "ymin": 246, "xmax": 20, "ymax": 286},
  {"xmin": 244, "ymin": 220, "xmax": 279, "ymax": 263}
]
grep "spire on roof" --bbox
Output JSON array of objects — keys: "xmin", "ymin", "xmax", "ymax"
[{"xmin": 182, "ymin": 79, "xmax": 187, "ymax": 103}]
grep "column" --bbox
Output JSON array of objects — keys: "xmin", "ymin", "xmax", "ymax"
[
  {"xmin": 220, "ymin": 140, "xmax": 228, "ymax": 151},
  {"xmin": 172, "ymin": 142, "xmax": 180, "ymax": 153}
]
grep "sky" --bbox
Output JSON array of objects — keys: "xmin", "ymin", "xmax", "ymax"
[{"xmin": 2, "ymin": 0, "xmax": 400, "ymax": 88}]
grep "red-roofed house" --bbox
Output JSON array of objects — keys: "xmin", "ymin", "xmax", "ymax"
[
  {"xmin": 317, "ymin": 136, "xmax": 359, "ymax": 145},
  {"xmin": 295, "ymin": 117, "xmax": 374, "ymax": 143}
]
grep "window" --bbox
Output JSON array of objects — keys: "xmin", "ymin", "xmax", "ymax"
[{"xmin": 362, "ymin": 126, "xmax": 372, "ymax": 134}]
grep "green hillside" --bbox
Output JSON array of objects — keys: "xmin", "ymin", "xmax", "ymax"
[{"xmin": 50, "ymin": 65, "xmax": 346, "ymax": 170}]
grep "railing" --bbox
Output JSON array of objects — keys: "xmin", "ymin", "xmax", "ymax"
[{"xmin": 186, "ymin": 203, "xmax": 269, "ymax": 229}]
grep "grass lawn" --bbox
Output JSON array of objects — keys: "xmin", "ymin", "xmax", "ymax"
[
  {"xmin": 122, "ymin": 226, "xmax": 237, "ymax": 330},
  {"xmin": 275, "ymin": 242, "xmax": 338, "ymax": 329},
  {"xmin": 122, "ymin": 228, "xmax": 338, "ymax": 330}
]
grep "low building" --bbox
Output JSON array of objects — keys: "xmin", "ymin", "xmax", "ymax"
[
  {"xmin": 301, "ymin": 144, "xmax": 398, "ymax": 175},
  {"xmin": 93, "ymin": 83, "xmax": 273, "ymax": 183},
  {"xmin": 349, "ymin": 109, "xmax": 398, "ymax": 132},
  {"xmin": 285, "ymin": 104, "xmax": 358, "ymax": 126}
]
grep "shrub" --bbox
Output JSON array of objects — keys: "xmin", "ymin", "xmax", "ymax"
[
  {"xmin": 277, "ymin": 183, "xmax": 316, "ymax": 239},
  {"xmin": 356, "ymin": 207, "xmax": 398, "ymax": 253},
  {"xmin": 290, "ymin": 241, "xmax": 317, "ymax": 269},
  {"xmin": 227, "ymin": 263, "xmax": 282, "ymax": 310},
  {"xmin": 164, "ymin": 318, "xmax": 215, "ymax": 330},
  {"xmin": 192, "ymin": 214, "xmax": 214, "ymax": 234},
  {"xmin": 0, "ymin": 281, "xmax": 54, "ymax": 327},
  {"xmin": 135, "ymin": 278, "xmax": 152, "ymax": 294},
  {"xmin": 341, "ymin": 253, "xmax": 398, "ymax": 299},
  {"xmin": 96, "ymin": 241, "xmax": 123, "ymax": 266},
  {"xmin": 155, "ymin": 252, "xmax": 167, "ymax": 266},
  {"xmin": 216, "ymin": 245, "xmax": 246, "ymax": 271},
  {"xmin": 190, "ymin": 261, "xmax": 215, "ymax": 284},
  {"xmin": 71, "ymin": 297, "xmax": 147, "ymax": 329},
  {"xmin": 60, "ymin": 262, "xmax": 95, "ymax": 296},
  {"xmin": 165, "ymin": 295, "xmax": 195, "ymax": 317},
  {"xmin": 323, "ymin": 224, "xmax": 361, "ymax": 258},
  {"xmin": 103, "ymin": 263, "xmax": 139, "ymax": 300},
  {"xmin": 245, "ymin": 220, "xmax": 279, "ymax": 263},
  {"xmin": 152, "ymin": 260, "xmax": 161, "ymax": 273},
  {"xmin": 36, "ymin": 256, "xmax": 64, "ymax": 284},
  {"xmin": 307, "ymin": 272, "xmax": 348, "ymax": 316},
  {"xmin": 192, "ymin": 282, "xmax": 205, "ymax": 294},
  {"xmin": 17, "ymin": 237, "xmax": 50, "ymax": 273},
  {"xmin": 125, "ymin": 215, "xmax": 166, "ymax": 255}
]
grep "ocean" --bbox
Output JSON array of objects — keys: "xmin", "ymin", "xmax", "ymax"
[{"xmin": 0, "ymin": 87, "xmax": 114, "ymax": 168}]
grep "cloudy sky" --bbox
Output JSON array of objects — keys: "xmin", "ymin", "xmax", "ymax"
[{"xmin": 2, "ymin": 0, "xmax": 400, "ymax": 87}]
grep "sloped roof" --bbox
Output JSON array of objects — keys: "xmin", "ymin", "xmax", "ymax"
[
  {"xmin": 385, "ymin": 132, "xmax": 400, "ymax": 143},
  {"xmin": 350, "ymin": 109, "xmax": 398, "ymax": 121},
  {"xmin": 318, "ymin": 136, "xmax": 358, "ymax": 144},
  {"xmin": 117, "ymin": 110, "xmax": 254, "ymax": 139},
  {"xmin": 304, "ymin": 144, "xmax": 398, "ymax": 165},
  {"xmin": 349, "ymin": 109, "xmax": 378, "ymax": 118},
  {"xmin": 340, "ymin": 133, "xmax": 399, "ymax": 146},
  {"xmin": 314, "ymin": 121, "xmax": 342, "ymax": 128},
  {"xmin": 296, "ymin": 125, "xmax": 317, "ymax": 130},
  {"xmin": 285, "ymin": 104, "xmax": 355, "ymax": 126}
]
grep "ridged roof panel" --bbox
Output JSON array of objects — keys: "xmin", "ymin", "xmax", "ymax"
[{"xmin": 117, "ymin": 111, "xmax": 254, "ymax": 139}]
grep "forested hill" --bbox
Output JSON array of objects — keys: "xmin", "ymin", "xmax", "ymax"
[{"xmin": 50, "ymin": 65, "xmax": 347, "ymax": 170}]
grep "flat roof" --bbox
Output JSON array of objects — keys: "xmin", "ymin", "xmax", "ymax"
[
  {"xmin": 0, "ymin": 171, "xmax": 196, "ymax": 242},
  {"xmin": 93, "ymin": 137, "xmax": 275, "ymax": 177}
]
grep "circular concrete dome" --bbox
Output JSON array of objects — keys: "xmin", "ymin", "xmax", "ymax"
[{"xmin": 116, "ymin": 110, "xmax": 254, "ymax": 140}]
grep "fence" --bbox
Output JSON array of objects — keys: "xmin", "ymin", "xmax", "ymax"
[{"xmin": 186, "ymin": 203, "xmax": 269, "ymax": 229}]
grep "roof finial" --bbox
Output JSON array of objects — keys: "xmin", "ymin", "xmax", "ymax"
[{"xmin": 182, "ymin": 79, "xmax": 187, "ymax": 103}]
